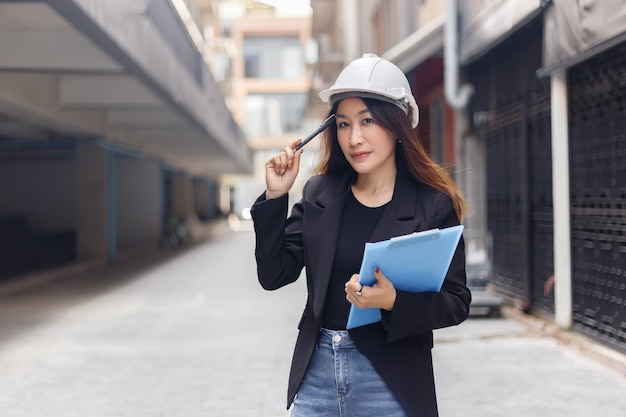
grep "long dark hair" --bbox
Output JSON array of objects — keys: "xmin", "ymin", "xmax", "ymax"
[{"xmin": 315, "ymin": 97, "xmax": 467, "ymax": 220}]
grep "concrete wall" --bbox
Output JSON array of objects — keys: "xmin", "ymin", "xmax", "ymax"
[
  {"xmin": 171, "ymin": 174, "xmax": 194, "ymax": 218},
  {"xmin": 193, "ymin": 179, "xmax": 220, "ymax": 220},
  {"xmin": 0, "ymin": 158, "xmax": 76, "ymax": 231},
  {"xmin": 76, "ymin": 144, "xmax": 108, "ymax": 261},
  {"xmin": 116, "ymin": 157, "xmax": 162, "ymax": 248}
]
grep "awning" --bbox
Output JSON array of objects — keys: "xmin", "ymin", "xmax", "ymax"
[
  {"xmin": 459, "ymin": 0, "xmax": 545, "ymax": 65},
  {"xmin": 539, "ymin": 0, "xmax": 626, "ymax": 76},
  {"xmin": 382, "ymin": 16, "xmax": 444, "ymax": 72}
]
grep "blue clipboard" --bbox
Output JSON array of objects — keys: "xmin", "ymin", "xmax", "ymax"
[{"xmin": 346, "ymin": 224, "xmax": 464, "ymax": 329}]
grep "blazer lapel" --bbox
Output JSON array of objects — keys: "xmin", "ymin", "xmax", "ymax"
[
  {"xmin": 304, "ymin": 174, "xmax": 353, "ymax": 318},
  {"xmin": 370, "ymin": 172, "xmax": 422, "ymax": 242}
]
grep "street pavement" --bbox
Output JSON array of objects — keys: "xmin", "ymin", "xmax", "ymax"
[{"xmin": 0, "ymin": 223, "xmax": 624, "ymax": 417}]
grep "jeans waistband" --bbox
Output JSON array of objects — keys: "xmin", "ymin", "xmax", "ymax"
[{"xmin": 319, "ymin": 328, "xmax": 356, "ymax": 348}]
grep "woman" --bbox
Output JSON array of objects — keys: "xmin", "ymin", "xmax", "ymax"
[{"xmin": 251, "ymin": 54, "xmax": 471, "ymax": 417}]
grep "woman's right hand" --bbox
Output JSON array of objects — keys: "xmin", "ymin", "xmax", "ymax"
[{"xmin": 264, "ymin": 140, "xmax": 303, "ymax": 199}]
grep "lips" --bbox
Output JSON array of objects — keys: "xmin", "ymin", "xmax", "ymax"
[{"xmin": 351, "ymin": 151, "xmax": 371, "ymax": 159}]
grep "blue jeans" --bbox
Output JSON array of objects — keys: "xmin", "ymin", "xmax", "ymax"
[{"xmin": 291, "ymin": 328, "xmax": 409, "ymax": 417}]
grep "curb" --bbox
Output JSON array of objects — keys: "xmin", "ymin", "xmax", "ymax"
[
  {"xmin": 0, "ymin": 258, "xmax": 107, "ymax": 298},
  {"xmin": 501, "ymin": 305, "xmax": 626, "ymax": 377},
  {"xmin": 0, "ymin": 220, "xmax": 233, "ymax": 299}
]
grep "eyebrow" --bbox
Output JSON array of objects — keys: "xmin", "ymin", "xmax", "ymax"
[{"xmin": 336, "ymin": 108, "xmax": 371, "ymax": 118}]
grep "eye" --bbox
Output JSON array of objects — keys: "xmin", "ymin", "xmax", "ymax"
[
  {"xmin": 362, "ymin": 117, "xmax": 375, "ymax": 125},
  {"xmin": 338, "ymin": 121, "xmax": 349, "ymax": 128}
]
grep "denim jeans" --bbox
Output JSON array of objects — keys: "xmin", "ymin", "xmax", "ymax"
[{"xmin": 291, "ymin": 328, "xmax": 409, "ymax": 417}]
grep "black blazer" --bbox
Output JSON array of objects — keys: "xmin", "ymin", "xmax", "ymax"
[{"xmin": 251, "ymin": 171, "xmax": 471, "ymax": 417}]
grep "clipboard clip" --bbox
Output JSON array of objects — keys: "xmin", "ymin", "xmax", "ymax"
[{"xmin": 389, "ymin": 228, "xmax": 440, "ymax": 248}]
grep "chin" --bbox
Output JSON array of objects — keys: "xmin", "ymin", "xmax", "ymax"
[{"xmin": 350, "ymin": 165, "xmax": 375, "ymax": 175}]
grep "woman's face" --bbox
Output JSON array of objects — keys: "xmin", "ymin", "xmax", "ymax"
[{"xmin": 335, "ymin": 97, "xmax": 396, "ymax": 176}]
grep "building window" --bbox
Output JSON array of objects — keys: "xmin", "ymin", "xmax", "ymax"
[
  {"xmin": 244, "ymin": 47, "xmax": 260, "ymax": 78},
  {"xmin": 244, "ymin": 93, "xmax": 308, "ymax": 137},
  {"xmin": 243, "ymin": 36, "xmax": 304, "ymax": 79}
]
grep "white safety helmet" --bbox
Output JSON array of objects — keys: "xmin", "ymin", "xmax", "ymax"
[{"xmin": 319, "ymin": 53, "xmax": 419, "ymax": 128}]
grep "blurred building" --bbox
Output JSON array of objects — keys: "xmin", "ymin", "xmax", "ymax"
[
  {"xmin": 311, "ymin": 0, "xmax": 626, "ymax": 354},
  {"xmin": 219, "ymin": 0, "xmax": 316, "ymax": 217},
  {"xmin": 460, "ymin": 0, "xmax": 626, "ymax": 354},
  {"xmin": 311, "ymin": 0, "xmax": 471, "ymax": 215},
  {"xmin": 0, "ymin": 0, "xmax": 252, "ymax": 280}
]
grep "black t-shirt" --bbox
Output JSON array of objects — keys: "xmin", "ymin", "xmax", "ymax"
[{"xmin": 321, "ymin": 189, "xmax": 388, "ymax": 330}]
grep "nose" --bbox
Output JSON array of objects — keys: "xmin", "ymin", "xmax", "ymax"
[{"xmin": 349, "ymin": 126, "xmax": 363, "ymax": 146}]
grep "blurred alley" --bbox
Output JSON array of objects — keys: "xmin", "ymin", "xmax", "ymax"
[{"xmin": 0, "ymin": 225, "xmax": 624, "ymax": 417}]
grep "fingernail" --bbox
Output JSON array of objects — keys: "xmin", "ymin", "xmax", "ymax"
[{"xmin": 374, "ymin": 266, "xmax": 380, "ymax": 273}]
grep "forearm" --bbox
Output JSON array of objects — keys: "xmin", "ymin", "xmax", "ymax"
[{"xmin": 251, "ymin": 193, "xmax": 304, "ymax": 290}]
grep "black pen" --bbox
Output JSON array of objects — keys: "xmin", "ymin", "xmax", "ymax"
[{"xmin": 294, "ymin": 114, "xmax": 336, "ymax": 151}]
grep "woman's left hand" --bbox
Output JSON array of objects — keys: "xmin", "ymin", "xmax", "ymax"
[{"xmin": 345, "ymin": 267, "xmax": 396, "ymax": 311}]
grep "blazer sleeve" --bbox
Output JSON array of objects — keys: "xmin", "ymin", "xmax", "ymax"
[
  {"xmin": 381, "ymin": 194, "xmax": 472, "ymax": 343},
  {"xmin": 250, "ymin": 190, "xmax": 305, "ymax": 291}
]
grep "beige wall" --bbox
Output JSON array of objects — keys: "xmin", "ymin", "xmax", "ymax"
[
  {"xmin": 418, "ymin": 0, "xmax": 445, "ymax": 27},
  {"xmin": 230, "ymin": 16, "xmax": 312, "ymax": 147}
]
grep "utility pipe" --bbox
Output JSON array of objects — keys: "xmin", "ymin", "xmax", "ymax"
[
  {"xmin": 551, "ymin": 69, "xmax": 573, "ymax": 329},
  {"xmin": 444, "ymin": 0, "xmax": 474, "ymax": 109}
]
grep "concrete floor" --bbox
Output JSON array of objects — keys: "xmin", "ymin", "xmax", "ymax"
[{"xmin": 0, "ymin": 226, "xmax": 624, "ymax": 417}]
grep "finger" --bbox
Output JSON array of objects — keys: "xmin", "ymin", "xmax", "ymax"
[
  {"xmin": 346, "ymin": 290, "xmax": 364, "ymax": 306},
  {"xmin": 284, "ymin": 146, "xmax": 296, "ymax": 170},
  {"xmin": 350, "ymin": 274, "xmax": 359, "ymax": 285},
  {"xmin": 289, "ymin": 140, "xmax": 302, "ymax": 150},
  {"xmin": 373, "ymin": 266, "xmax": 388, "ymax": 284},
  {"xmin": 345, "ymin": 274, "xmax": 359, "ymax": 291},
  {"xmin": 292, "ymin": 145, "xmax": 302, "ymax": 166},
  {"xmin": 267, "ymin": 155, "xmax": 280, "ymax": 175},
  {"xmin": 355, "ymin": 283, "xmax": 363, "ymax": 295},
  {"xmin": 276, "ymin": 152, "xmax": 288, "ymax": 175},
  {"xmin": 284, "ymin": 145, "xmax": 298, "ymax": 170}
]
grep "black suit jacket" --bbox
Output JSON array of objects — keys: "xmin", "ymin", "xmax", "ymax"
[{"xmin": 251, "ymin": 171, "xmax": 471, "ymax": 417}]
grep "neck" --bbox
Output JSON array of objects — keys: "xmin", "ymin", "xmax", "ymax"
[{"xmin": 351, "ymin": 167, "xmax": 396, "ymax": 207}]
